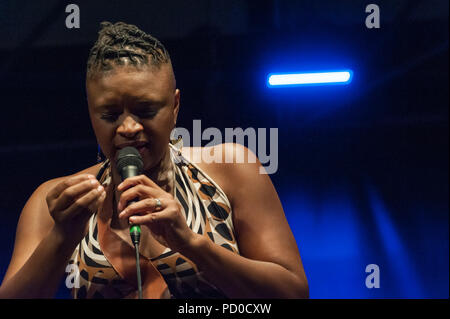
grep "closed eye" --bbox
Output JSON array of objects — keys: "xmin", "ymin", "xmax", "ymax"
[
  {"xmin": 100, "ymin": 112, "xmax": 121, "ymax": 122},
  {"xmin": 136, "ymin": 110, "xmax": 157, "ymax": 118}
]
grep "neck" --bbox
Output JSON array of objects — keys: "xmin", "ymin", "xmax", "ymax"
[{"xmin": 144, "ymin": 146, "xmax": 174, "ymax": 194}]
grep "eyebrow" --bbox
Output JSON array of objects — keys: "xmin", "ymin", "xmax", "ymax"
[{"xmin": 96, "ymin": 103, "xmax": 120, "ymax": 111}]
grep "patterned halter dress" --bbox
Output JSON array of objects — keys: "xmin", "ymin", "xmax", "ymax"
[{"xmin": 67, "ymin": 141, "xmax": 240, "ymax": 298}]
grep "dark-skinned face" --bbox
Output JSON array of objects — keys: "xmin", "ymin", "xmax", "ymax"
[{"xmin": 86, "ymin": 63, "xmax": 180, "ymax": 174}]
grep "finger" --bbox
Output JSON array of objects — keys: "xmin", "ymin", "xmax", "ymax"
[
  {"xmin": 64, "ymin": 185, "xmax": 105, "ymax": 218},
  {"xmin": 128, "ymin": 212, "xmax": 161, "ymax": 225},
  {"xmin": 54, "ymin": 178, "xmax": 101, "ymax": 211},
  {"xmin": 117, "ymin": 174, "xmax": 161, "ymax": 192},
  {"xmin": 119, "ymin": 198, "xmax": 162, "ymax": 220},
  {"xmin": 117, "ymin": 184, "xmax": 160, "ymax": 212},
  {"xmin": 48, "ymin": 174, "xmax": 96, "ymax": 199},
  {"xmin": 88, "ymin": 188, "xmax": 107, "ymax": 214},
  {"xmin": 128, "ymin": 207, "xmax": 174, "ymax": 225}
]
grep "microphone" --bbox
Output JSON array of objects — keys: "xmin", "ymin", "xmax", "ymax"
[{"xmin": 116, "ymin": 146, "xmax": 144, "ymax": 299}]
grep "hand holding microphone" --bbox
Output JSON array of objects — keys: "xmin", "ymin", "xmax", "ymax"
[{"xmin": 115, "ymin": 147, "xmax": 199, "ymax": 254}]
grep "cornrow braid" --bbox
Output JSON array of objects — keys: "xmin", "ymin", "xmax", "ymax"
[{"xmin": 87, "ymin": 21, "xmax": 171, "ymax": 78}]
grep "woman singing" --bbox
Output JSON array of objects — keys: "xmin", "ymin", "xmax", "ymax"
[{"xmin": 0, "ymin": 22, "xmax": 308, "ymax": 299}]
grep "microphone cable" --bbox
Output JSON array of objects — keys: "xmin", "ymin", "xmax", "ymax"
[{"xmin": 130, "ymin": 224, "xmax": 143, "ymax": 299}]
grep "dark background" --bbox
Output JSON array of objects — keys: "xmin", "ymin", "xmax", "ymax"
[{"xmin": 0, "ymin": 0, "xmax": 448, "ymax": 298}]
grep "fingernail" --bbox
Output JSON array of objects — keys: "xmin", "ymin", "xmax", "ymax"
[{"xmin": 97, "ymin": 185, "xmax": 104, "ymax": 193}]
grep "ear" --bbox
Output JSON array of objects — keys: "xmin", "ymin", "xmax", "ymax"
[{"xmin": 172, "ymin": 89, "xmax": 180, "ymax": 127}]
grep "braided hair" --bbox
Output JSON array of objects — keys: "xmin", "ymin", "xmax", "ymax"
[{"xmin": 86, "ymin": 21, "xmax": 171, "ymax": 78}]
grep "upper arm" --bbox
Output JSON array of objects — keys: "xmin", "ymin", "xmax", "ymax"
[
  {"xmin": 1, "ymin": 163, "xmax": 102, "ymax": 285},
  {"xmin": 219, "ymin": 143, "xmax": 307, "ymax": 280},
  {"xmin": 1, "ymin": 178, "xmax": 62, "ymax": 285}
]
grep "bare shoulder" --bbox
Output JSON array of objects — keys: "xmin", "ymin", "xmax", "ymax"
[
  {"xmin": 180, "ymin": 143, "xmax": 264, "ymax": 206},
  {"xmin": 181, "ymin": 144, "xmax": 305, "ymax": 287},
  {"xmin": 16, "ymin": 161, "xmax": 104, "ymax": 246},
  {"xmin": 1, "ymin": 162, "xmax": 105, "ymax": 284}
]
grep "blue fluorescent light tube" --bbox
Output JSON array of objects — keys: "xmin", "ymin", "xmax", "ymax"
[{"xmin": 267, "ymin": 71, "xmax": 353, "ymax": 86}]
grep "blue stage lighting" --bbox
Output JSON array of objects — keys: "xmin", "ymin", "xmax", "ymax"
[{"xmin": 267, "ymin": 70, "xmax": 353, "ymax": 87}]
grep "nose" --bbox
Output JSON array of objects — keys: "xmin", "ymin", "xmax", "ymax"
[{"xmin": 116, "ymin": 115, "xmax": 144, "ymax": 138}]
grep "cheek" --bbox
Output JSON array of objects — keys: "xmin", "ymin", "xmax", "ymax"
[
  {"xmin": 92, "ymin": 122, "xmax": 115, "ymax": 158},
  {"xmin": 144, "ymin": 124, "xmax": 168, "ymax": 150},
  {"xmin": 142, "ymin": 120, "xmax": 172, "ymax": 160},
  {"xmin": 146, "ymin": 112, "xmax": 174, "ymax": 140}
]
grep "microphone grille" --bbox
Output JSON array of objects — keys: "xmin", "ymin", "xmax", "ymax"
[{"xmin": 116, "ymin": 146, "xmax": 143, "ymax": 173}]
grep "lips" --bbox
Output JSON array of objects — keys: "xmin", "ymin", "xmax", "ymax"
[{"xmin": 135, "ymin": 144, "xmax": 148, "ymax": 154}]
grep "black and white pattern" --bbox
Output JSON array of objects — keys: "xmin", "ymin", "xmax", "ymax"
[{"xmin": 68, "ymin": 144, "xmax": 240, "ymax": 298}]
